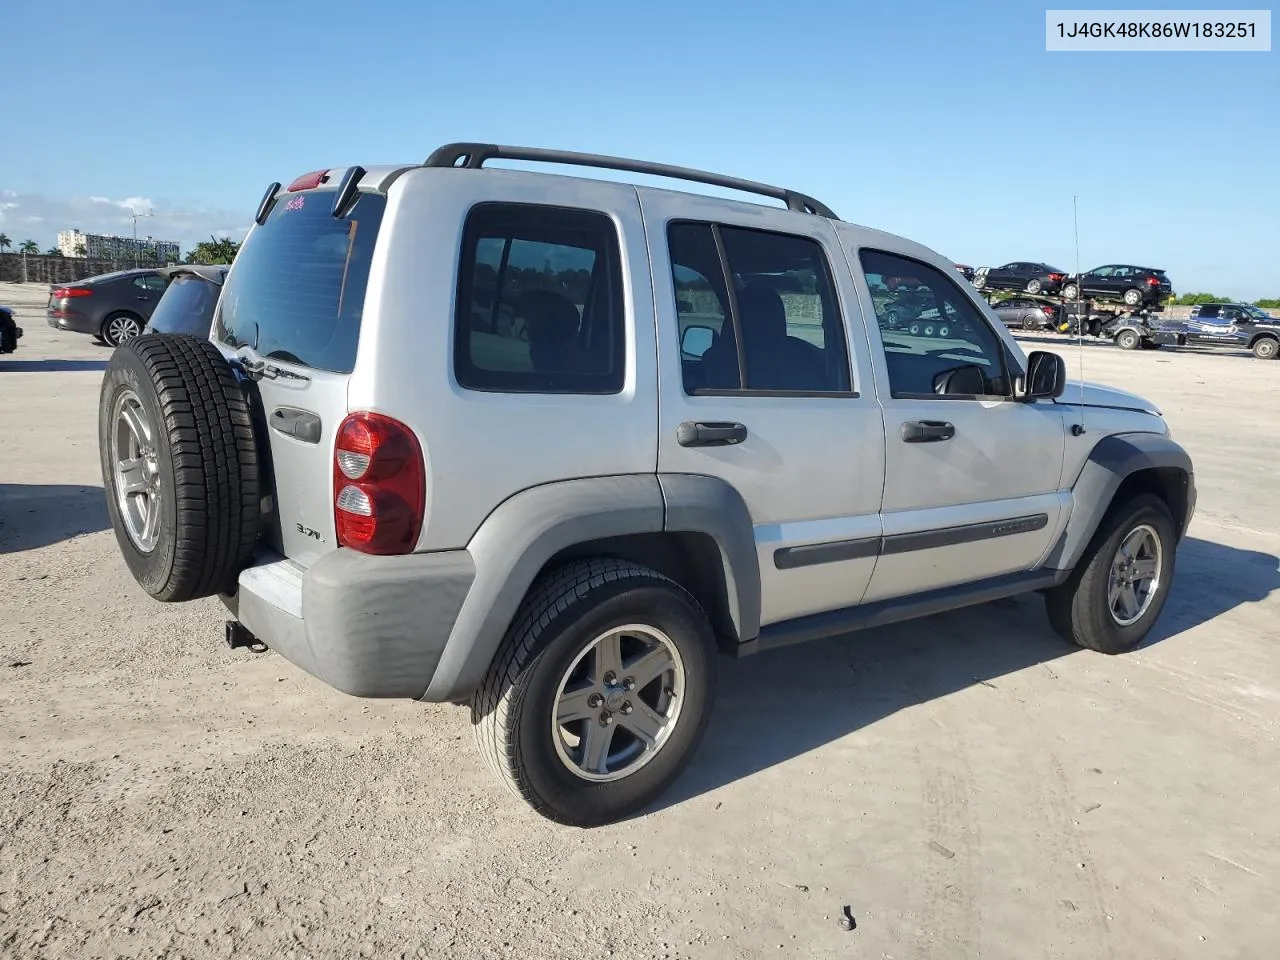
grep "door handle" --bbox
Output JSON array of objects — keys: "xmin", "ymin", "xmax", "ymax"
[
  {"xmin": 901, "ymin": 420, "xmax": 955, "ymax": 443},
  {"xmin": 677, "ymin": 421, "xmax": 747, "ymax": 447}
]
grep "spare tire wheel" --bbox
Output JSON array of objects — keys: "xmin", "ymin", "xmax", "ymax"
[{"xmin": 98, "ymin": 334, "xmax": 261, "ymax": 602}]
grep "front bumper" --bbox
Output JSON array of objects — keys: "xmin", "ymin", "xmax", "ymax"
[{"xmin": 222, "ymin": 547, "xmax": 476, "ymax": 699}]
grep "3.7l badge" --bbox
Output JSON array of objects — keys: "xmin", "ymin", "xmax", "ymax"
[{"xmin": 296, "ymin": 523, "xmax": 323, "ymax": 542}]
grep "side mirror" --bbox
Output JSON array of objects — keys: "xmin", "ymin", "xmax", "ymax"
[
  {"xmin": 681, "ymin": 324, "xmax": 714, "ymax": 358},
  {"xmin": 1025, "ymin": 350, "xmax": 1066, "ymax": 400}
]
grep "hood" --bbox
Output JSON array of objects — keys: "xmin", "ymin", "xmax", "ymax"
[{"xmin": 1055, "ymin": 380, "xmax": 1162, "ymax": 416}]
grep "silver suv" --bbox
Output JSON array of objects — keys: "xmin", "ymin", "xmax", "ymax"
[{"xmin": 98, "ymin": 143, "xmax": 1196, "ymax": 826}]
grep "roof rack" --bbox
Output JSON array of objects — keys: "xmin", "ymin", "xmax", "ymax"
[{"xmin": 423, "ymin": 142, "xmax": 839, "ymax": 220}]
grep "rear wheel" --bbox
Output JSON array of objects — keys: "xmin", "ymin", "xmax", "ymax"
[
  {"xmin": 472, "ymin": 560, "xmax": 717, "ymax": 827},
  {"xmin": 98, "ymin": 334, "xmax": 261, "ymax": 602},
  {"xmin": 1116, "ymin": 329, "xmax": 1140, "ymax": 350},
  {"xmin": 1026, "ymin": 279, "xmax": 1042, "ymax": 294},
  {"xmin": 1252, "ymin": 336, "xmax": 1278, "ymax": 360},
  {"xmin": 102, "ymin": 312, "xmax": 143, "ymax": 346},
  {"xmin": 1045, "ymin": 494, "xmax": 1176, "ymax": 654},
  {"xmin": 1122, "ymin": 288, "xmax": 1143, "ymax": 307}
]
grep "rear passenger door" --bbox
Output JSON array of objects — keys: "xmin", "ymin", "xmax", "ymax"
[
  {"xmin": 843, "ymin": 242, "xmax": 1069, "ymax": 603},
  {"xmin": 642, "ymin": 191, "xmax": 885, "ymax": 627}
]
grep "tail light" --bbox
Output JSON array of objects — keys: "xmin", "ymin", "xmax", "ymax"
[
  {"xmin": 52, "ymin": 287, "xmax": 93, "ymax": 298},
  {"xmin": 1146, "ymin": 277, "xmax": 1159, "ymax": 286},
  {"xmin": 333, "ymin": 412, "xmax": 425, "ymax": 555},
  {"xmin": 1049, "ymin": 273, "xmax": 1065, "ymax": 281},
  {"xmin": 1042, "ymin": 305, "xmax": 1056, "ymax": 315}
]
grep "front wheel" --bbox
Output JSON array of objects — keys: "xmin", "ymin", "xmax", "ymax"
[
  {"xmin": 1252, "ymin": 337, "xmax": 1278, "ymax": 360},
  {"xmin": 972, "ymin": 273, "xmax": 987, "ymax": 290},
  {"xmin": 1045, "ymin": 494, "xmax": 1176, "ymax": 654},
  {"xmin": 472, "ymin": 560, "xmax": 717, "ymax": 827}
]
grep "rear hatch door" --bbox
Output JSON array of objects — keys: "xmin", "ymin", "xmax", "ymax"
[{"xmin": 212, "ymin": 183, "xmax": 386, "ymax": 566}]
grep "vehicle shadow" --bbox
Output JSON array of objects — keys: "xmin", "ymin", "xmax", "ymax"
[
  {"xmin": 0, "ymin": 359, "xmax": 109, "ymax": 372},
  {"xmin": 653, "ymin": 535, "xmax": 1279, "ymax": 813},
  {"xmin": 0, "ymin": 484, "xmax": 110, "ymax": 553}
]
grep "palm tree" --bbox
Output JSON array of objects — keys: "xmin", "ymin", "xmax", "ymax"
[
  {"xmin": 74, "ymin": 243, "xmax": 87, "ymax": 258},
  {"xmin": 18, "ymin": 240, "xmax": 39, "ymax": 254},
  {"xmin": 0, "ymin": 233, "xmax": 11, "ymax": 253}
]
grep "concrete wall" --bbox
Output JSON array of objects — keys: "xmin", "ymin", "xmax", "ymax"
[{"xmin": 0, "ymin": 253, "xmax": 171, "ymax": 286}]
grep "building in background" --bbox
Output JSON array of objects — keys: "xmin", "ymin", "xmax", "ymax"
[{"xmin": 56, "ymin": 229, "xmax": 181, "ymax": 264}]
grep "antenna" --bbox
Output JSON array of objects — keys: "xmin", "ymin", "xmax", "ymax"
[{"xmin": 1073, "ymin": 194, "xmax": 1085, "ymax": 435}]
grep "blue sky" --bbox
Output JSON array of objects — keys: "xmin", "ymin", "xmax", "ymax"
[{"xmin": 1, "ymin": 0, "xmax": 1275, "ymax": 298}]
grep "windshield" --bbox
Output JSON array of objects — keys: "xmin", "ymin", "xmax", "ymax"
[
  {"xmin": 146, "ymin": 274, "xmax": 222, "ymax": 337},
  {"xmin": 214, "ymin": 190, "xmax": 386, "ymax": 373},
  {"xmin": 1243, "ymin": 305, "xmax": 1271, "ymax": 319}
]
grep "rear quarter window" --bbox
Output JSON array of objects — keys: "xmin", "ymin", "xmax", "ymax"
[{"xmin": 214, "ymin": 191, "xmax": 386, "ymax": 373}]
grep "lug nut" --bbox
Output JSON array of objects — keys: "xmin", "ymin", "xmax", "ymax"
[
  {"xmin": 603, "ymin": 671, "xmax": 616, "ymax": 686},
  {"xmin": 587, "ymin": 693, "xmax": 603, "ymax": 708},
  {"xmin": 620, "ymin": 702, "xmax": 633, "ymax": 715},
  {"xmin": 623, "ymin": 677, "xmax": 635, "ymax": 691},
  {"xmin": 600, "ymin": 712, "xmax": 614, "ymax": 726}
]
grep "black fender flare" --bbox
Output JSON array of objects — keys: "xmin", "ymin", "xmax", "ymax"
[{"xmin": 1043, "ymin": 432, "xmax": 1195, "ymax": 572}]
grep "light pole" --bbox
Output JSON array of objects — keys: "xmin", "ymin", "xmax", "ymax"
[{"xmin": 128, "ymin": 207, "xmax": 154, "ymax": 268}]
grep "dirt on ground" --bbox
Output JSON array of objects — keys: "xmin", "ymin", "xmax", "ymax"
[{"xmin": 1, "ymin": 280, "xmax": 1277, "ymax": 960}]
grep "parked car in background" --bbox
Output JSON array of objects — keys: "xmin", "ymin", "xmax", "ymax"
[
  {"xmin": 1061, "ymin": 265, "xmax": 1171, "ymax": 308},
  {"xmin": 954, "ymin": 263, "xmax": 976, "ymax": 282},
  {"xmin": 144, "ymin": 265, "xmax": 230, "ymax": 337},
  {"xmin": 0, "ymin": 305, "xmax": 21, "ymax": 355},
  {"xmin": 992, "ymin": 296, "xmax": 1058, "ymax": 331},
  {"xmin": 1182, "ymin": 303, "xmax": 1280, "ymax": 359},
  {"xmin": 46, "ymin": 268, "xmax": 171, "ymax": 346},
  {"xmin": 973, "ymin": 262, "xmax": 1068, "ymax": 295}
]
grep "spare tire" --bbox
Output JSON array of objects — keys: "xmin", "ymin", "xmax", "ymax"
[{"xmin": 98, "ymin": 334, "xmax": 260, "ymax": 602}]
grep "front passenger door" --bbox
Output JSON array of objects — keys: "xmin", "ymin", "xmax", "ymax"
[{"xmin": 852, "ymin": 247, "xmax": 1069, "ymax": 603}]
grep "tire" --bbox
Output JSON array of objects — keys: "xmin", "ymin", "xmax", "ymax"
[
  {"xmin": 1022, "ymin": 315, "xmax": 1040, "ymax": 331},
  {"xmin": 884, "ymin": 307, "xmax": 902, "ymax": 329},
  {"xmin": 922, "ymin": 324, "xmax": 935, "ymax": 337},
  {"xmin": 1062, "ymin": 283, "xmax": 1080, "ymax": 301},
  {"xmin": 1252, "ymin": 336, "xmax": 1278, "ymax": 360},
  {"xmin": 973, "ymin": 274, "xmax": 986, "ymax": 290},
  {"xmin": 471, "ymin": 559, "xmax": 717, "ymax": 827},
  {"xmin": 102, "ymin": 312, "xmax": 144, "ymax": 346},
  {"xmin": 98, "ymin": 334, "xmax": 261, "ymax": 602},
  {"xmin": 1122, "ymin": 288, "xmax": 1143, "ymax": 307},
  {"xmin": 1026, "ymin": 279, "xmax": 1042, "ymax": 294},
  {"xmin": 1045, "ymin": 494, "xmax": 1176, "ymax": 654},
  {"xmin": 908, "ymin": 322, "xmax": 921, "ymax": 336},
  {"xmin": 938, "ymin": 324, "xmax": 951, "ymax": 338},
  {"xmin": 1116, "ymin": 329, "xmax": 1140, "ymax": 350}
]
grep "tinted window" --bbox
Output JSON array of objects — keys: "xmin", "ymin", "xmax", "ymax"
[
  {"xmin": 140, "ymin": 274, "xmax": 169, "ymax": 292},
  {"xmin": 1196, "ymin": 305, "xmax": 1220, "ymax": 319},
  {"xmin": 860, "ymin": 249, "xmax": 1012, "ymax": 399},
  {"xmin": 668, "ymin": 222, "xmax": 851, "ymax": 394},
  {"xmin": 454, "ymin": 203, "xmax": 624, "ymax": 394},
  {"xmin": 146, "ymin": 274, "xmax": 222, "ymax": 336},
  {"xmin": 215, "ymin": 191, "xmax": 385, "ymax": 373}
]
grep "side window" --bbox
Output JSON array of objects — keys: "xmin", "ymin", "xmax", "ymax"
[
  {"xmin": 667, "ymin": 222, "xmax": 851, "ymax": 395},
  {"xmin": 1219, "ymin": 305, "xmax": 1239, "ymax": 321},
  {"xmin": 133, "ymin": 275, "xmax": 167, "ymax": 292},
  {"xmin": 453, "ymin": 202, "xmax": 624, "ymax": 394},
  {"xmin": 1094, "ymin": 266, "xmax": 1114, "ymax": 278},
  {"xmin": 1198, "ymin": 305, "xmax": 1220, "ymax": 320},
  {"xmin": 859, "ymin": 248, "xmax": 1013, "ymax": 400}
]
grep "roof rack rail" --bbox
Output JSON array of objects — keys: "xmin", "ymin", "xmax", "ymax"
[{"xmin": 423, "ymin": 142, "xmax": 839, "ymax": 220}]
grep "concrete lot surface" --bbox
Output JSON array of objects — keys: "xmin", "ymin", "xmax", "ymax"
[{"xmin": 2, "ymin": 280, "xmax": 1277, "ymax": 959}]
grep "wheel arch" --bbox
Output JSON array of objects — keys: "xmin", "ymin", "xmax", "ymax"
[
  {"xmin": 422, "ymin": 474, "xmax": 760, "ymax": 703},
  {"xmin": 1249, "ymin": 331, "xmax": 1278, "ymax": 348},
  {"xmin": 1044, "ymin": 432, "xmax": 1195, "ymax": 573}
]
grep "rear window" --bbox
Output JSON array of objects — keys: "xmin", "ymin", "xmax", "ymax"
[
  {"xmin": 214, "ymin": 191, "xmax": 386, "ymax": 373},
  {"xmin": 147, "ymin": 275, "xmax": 221, "ymax": 336}
]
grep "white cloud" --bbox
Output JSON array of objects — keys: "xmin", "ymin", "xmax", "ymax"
[{"xmin": 0, "ymin": 191, "xmax": 249, "ymax": 253}]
